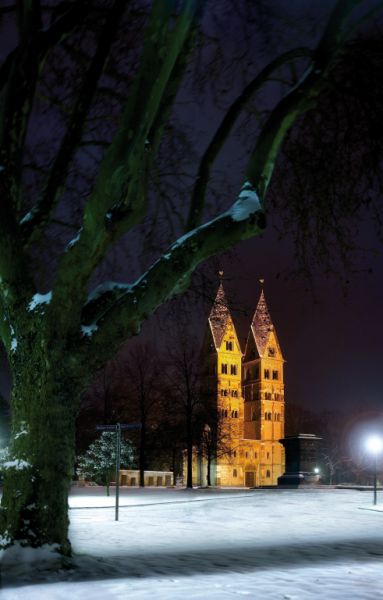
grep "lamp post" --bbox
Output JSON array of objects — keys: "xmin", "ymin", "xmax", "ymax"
[{"xmin": 366, "ymin": 435, "xmax": 383, "ymax": 506}]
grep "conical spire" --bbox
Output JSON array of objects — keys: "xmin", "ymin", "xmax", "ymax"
[
  {"xmin": 250, "ymin": 289, "xmax": 274, "ymax": 357},
  {"xmin": 208, "ymin": 282, "xmax": 231, "ymax": 350}
]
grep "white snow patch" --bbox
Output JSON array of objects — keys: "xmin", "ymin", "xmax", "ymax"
[
  {"xmin": 27, "ymin": 292, "xmax": 52, "ymax": 312},
  {"xmin": 81, "ymin": 324, "xmax": 98, "ymax": 338},
  {"xmin": 3, "ymin": 459, "xmax": 31, "ymax": 470},
  {"xmin": 66, "ymin": 228, "xmax": 83, "ymax": 250},
  {"xmin": 10, "ymin": 325, "xmax": 17, "ymax": 353},
  {"xmin": 14, "ymin": 429, "xmax": 28, "ymax": 440},
  {"xmin": 230, "ymin": 180, "xmax": 261, "ymax": 221},
  {"xmin": 19, "ymin": 210, "xmax": 35, "ymax": 225},
  {"xmin": 87, "ymin": 281, "xmax": 132, "ymax": 304}
]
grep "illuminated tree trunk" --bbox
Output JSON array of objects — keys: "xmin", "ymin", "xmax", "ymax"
[{"xmin": 0, "ymin": 333, "xmax": 83, "ymax": 555}]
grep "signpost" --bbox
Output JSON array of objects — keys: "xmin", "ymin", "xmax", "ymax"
[{"xmin": 96, "ymin": 422, "xmax": 141, "ymax": 520}]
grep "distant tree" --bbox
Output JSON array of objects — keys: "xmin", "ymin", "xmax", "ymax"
[
  {"xmin": 122, "ymin": 344, "xmax": 163, "ymax": 487},
  {"xmin": 1, "ymin": 0, "xmax": 382, "ymax": 555},
  {"xmin": 77, "ymin": 432, "xmax": 136, "ymax": 496}
]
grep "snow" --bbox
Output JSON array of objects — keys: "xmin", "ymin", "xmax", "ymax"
[
  {"xmin": 1, "ymin": 487, "xmax": 383, "ymax": 599},
  {"xmin": 230, "ymin": 181, "xmax": 261, "ymax": 221},
  {"xmin": 27, "ymin": 292, "xmax": 52, "ymax": 312},
  {"xmin": 66, "ymin": 228, "xmax": 83, "ymax": 250},
  {"xmin": 81, "ymin": 324, "xmax": 98, "ymax": 338},
  {"xmin": 3, "ymin": 459, "xmax": 31, "ymax": 470},
  {"xmin": 87, "ymin": 281, "xmax": 131, "ymax": 304}
]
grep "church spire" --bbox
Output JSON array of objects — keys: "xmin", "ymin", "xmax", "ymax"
[
  {"xmin": 208, "ymin": 280, "xmax": 231, "ymax": 350},
  {"xmin": 250, "ymin": 288, "xmax": 274, "ymax": 357}
]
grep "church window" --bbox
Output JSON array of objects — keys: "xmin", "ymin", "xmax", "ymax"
[
  {"xmin": 226, "ymin": 341, "xmax": 233, "ymax": 351},
  {"xmin": 272, "ymin": 370, "xmax": 278, "ymax": 380},
  {"xmin": 245, "ymin": 452, "xmax": 248, "ymax": 458},
  {"xmin": 264, "ymin": 369, "xmax": 270, "ymax": 379},
  {"xmin": 221, "ymin": 364, "xmax": 228, "ymax": 374},
  {"xmin": 265, "ymin": 392, "xmax": 272, "ymax": 400},
  {"xmin": 231, "ymin": 390, "xmax": 238, "ymax": 397},
  {"xmin": 230, "ymin": 364, "xmax": 237, "ymax": 375},
  {"xmin": 233, "ymin": 469, "xmax": 237, "ymax": 478},
  {"xmin": 233, "ymin": 451, "xmax": 237, "ymax": 457},
  {"xmin": 266, "ymin": 470, "xmax": 271, "ymax": 478},
  {"xmin": 268, "ymin": 413, "xmax": 272, "ymax": 421},
  {"xmin": 267, "ymin": 452, "xmax": 270, "ymax": 459},
  {"xmin": 234, "ymin": 410, "xmax": 238, "ymax": 418},
  {"xmin": 264, "ymin": 412, "xmax": 268, "ymax": 420},
  {"xmin": 254, "ymin": 452, "xmax": 258, "ymax": 458},
  {"xmin": 224, "ymin": 410, "xmax": 228, "ymax": 417},
  {"xmin": 268, "ymin": 347, "xmax": 275, "ymax": 357}
]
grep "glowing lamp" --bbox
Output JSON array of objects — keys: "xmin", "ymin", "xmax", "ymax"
[{"xmin": 366, "ymin": 436, "xmax": 383, "ymax": 455}]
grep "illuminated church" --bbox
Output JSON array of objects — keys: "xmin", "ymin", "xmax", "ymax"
[{"xmin": 194, "ymin": 281, "xmax": 285, "ymax": 487}]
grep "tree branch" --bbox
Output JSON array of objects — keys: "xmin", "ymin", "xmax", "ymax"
[
  {"xmin": 246, "ymin": 0, "xmax": 367, "ymax": 201},
  {"xmin": 20, "ymin": 0, "xmax": 128, "ymax": 245},
  {"xmin": 186, "ymin": 46, "xmax": 313, "ymax": 231},
  {"xmin": 80, "ymin": 199, "xmax": 265, "ymax": 368},
  {"xmin": 50, "ymin": 0, "xmax": 203, "ymax": 328}
]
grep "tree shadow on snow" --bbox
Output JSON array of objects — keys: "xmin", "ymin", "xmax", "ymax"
[{"xmin": 2, "ymin": 535, "xmax": 383, "ymax": 589}]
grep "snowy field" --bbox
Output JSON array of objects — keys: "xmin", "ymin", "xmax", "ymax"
[{"xmin": 1, "ymin": 486, "xmax": 383, "ymax": 599}]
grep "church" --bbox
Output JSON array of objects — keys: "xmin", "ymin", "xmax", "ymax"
[{"xmin": 193, "ymin": 281, "xmax": 285, "ymax": 487}]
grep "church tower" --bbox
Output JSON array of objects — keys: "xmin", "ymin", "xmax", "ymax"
[
  {"xmin": 193, "ymin": 279, "xmax": 286, "ymax": 487},
  {"xmin": 198, "ymin": 279, "xmax": 243, "ymax": 486},
  {"xmin": 242, "ymin": 287, "xmax": 285, "ymax": 484}
]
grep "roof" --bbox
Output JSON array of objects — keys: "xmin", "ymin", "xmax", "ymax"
[
  {"xmin": 250, "ymin": 289, "xmax": 274, "ymax": 357},
  {"xmin": 208, "ymin": 283, "xmax": 231, "ymax": 350}
]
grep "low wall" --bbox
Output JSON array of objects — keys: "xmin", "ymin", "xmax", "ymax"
[{"xmin": 119, "ymin": 470, "xmax": 173, "ymax": 487}]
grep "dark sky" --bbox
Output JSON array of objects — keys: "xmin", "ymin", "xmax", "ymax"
[
  {"xmin": 0, "ymin": 0, "xmax": 382, "ymax": 423},
  {"xmin": 223, "ymin": 225, "xmax": 383, "ymax": 415}
]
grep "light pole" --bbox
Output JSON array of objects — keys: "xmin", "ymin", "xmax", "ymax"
[{"xmin": 366, "ymin": 435, "xmax": 383, "ymax": 506}]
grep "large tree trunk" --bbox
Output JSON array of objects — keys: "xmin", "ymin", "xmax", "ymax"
[{"xmin": 0, "ymin": 343, "xmax": 81, "ymax": 556}]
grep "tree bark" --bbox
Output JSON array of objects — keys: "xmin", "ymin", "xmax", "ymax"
[{"xmin": 0, "ymin": 334, "xmax": 82, "ymax": 555}]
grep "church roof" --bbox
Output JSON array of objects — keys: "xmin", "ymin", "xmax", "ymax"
[
  {"xmin": 250, "ymin": 289, "xmax": 274, "ymax": 357},
  {"xmin": 208, "ymin": 283, "xmax": 231, "ymax": 350}
]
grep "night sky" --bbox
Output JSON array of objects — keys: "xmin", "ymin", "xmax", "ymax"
[{"xmin": 0, "ymin": 1, "xmax": 382, "ymax": 423}]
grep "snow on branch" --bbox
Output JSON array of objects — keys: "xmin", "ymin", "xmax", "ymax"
[
  {"xmin": 27, "ymin": 292, "xmax": 52, "ymax": 312},
  {"xmin": 229, "ymin": 181, "xmax": 261, "ymax": 221}
]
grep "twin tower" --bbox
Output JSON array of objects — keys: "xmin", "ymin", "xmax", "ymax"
[{"xmin": 196, "ymin": 282, "xmax": 285, "ymax": 487}]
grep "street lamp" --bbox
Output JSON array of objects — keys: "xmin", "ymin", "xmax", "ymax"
[{"xmin": 366, "ymin": 435, "xmax": 383, "ymax": 506}]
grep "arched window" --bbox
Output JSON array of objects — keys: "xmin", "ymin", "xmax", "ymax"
[
  {"xmin": 268, "ymin": 412, "xmax": 272, "ymax": 421},
  {"xmin": 266, "ymin": 470, "xmax": 271, "ymax": 478},
  {"xmin": 233, "ymin": 469, "xmax": 237, "ymax": 478},
  {"xmin": 264, "ymin": 412, "xmax": 268, "ymax": 420},
  {"xmin": 234, "ymin": 410, "xmax": 238, "ymax": 418}
]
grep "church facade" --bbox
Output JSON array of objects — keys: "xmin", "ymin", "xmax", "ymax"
[{"xmin": 193, "ymin": 283, "xmax": 285, "ymax": 487}]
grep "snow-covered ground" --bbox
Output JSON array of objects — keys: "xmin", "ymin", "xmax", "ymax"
[{"xmin": 1, "ymin": 487, "xmax": 383, "ymax": 599}]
